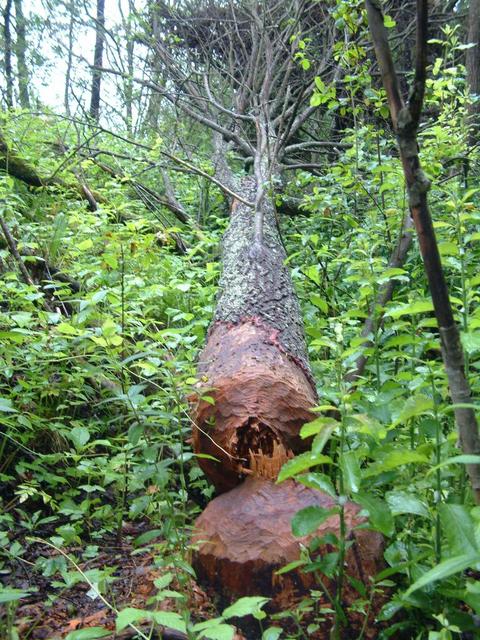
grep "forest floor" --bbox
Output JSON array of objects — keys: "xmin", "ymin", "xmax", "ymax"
[
  {"xmin": 3, "ymin": 517, "xmax": 385, "ymax": 640},
  {"xmin": 4, "ymin": 521, "xmax": 225, "ymax": 640}
]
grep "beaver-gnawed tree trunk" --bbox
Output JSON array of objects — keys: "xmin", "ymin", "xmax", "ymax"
[
  {"xmin": 148, "ymin": 1, "xmax": 385, "ymax": 620},
  {"xmin": 190, "ymin": 171, "xmax": 384, "ymax": 623},
  {"xmin": 192, "ymin": 176, "xmax": 316, "ymax": 493}
]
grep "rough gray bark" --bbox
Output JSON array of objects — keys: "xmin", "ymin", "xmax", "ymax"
[
  {"xmin": 192, "ymin": 171, "xmax": 317, "ymax": 493},
  {"xmin": 213, "ymin": 176, "xmax": 311, "ymax": 380},
  {"xmin": 466, "ymin": 0, "xmax": 480, "ymax": 142},
  {"xmin": 89, "ymin": 0, "xmax": 105, "ymax": 122},
  {"xmin": 13, "ymin": 0, "xmax": 29, "ymax": 109}
]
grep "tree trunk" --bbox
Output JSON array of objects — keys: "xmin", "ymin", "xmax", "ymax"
[
  {"xmin": 13, "ymin": 0, "xmax": 29, "ymax": 109},
  {"xmin": 123, "ymin": 0, "xmax": 135, "ymax": 134},
  {"xmin": 3, "ymin": 0, "xmax": 14, "ymax": 108},
  {"xmin": 64, "ymin": 0, "xmax": 75, "ymax": 115},
  {"xmin": 89, "ymin": 0, "xmax": 105, "ymax": 122},
  {"xmin": 191, "ymin": 175, "xmax": 317, "ymax": 493},
  {"xmin": 193, "ymin": 477, "xmax": 384, "ymax": 612},
  {"xmin": 466, "ymin": 0, "xmax": 480, "ymax": 142},
  {"xmin": 191, "ymin": 173, "xmax": 384, "ymax": 620}
]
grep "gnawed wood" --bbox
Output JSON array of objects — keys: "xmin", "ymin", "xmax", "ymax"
[
  {"xmin": 192, "ymin": 477, "xmax": 384, "ymax": 610},
  {"xmin": 191, "ymin": 318, "xmax": 316, "ymax": 493}
]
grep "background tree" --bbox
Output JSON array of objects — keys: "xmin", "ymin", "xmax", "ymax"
[
  {"xmin": 13, "ymin": 0, "xmax": 29, "ymax": 109},
  {"xmin": 89, "ymin": 0, "xmax": 106, "ymax": 121},
  {"xmin": 2, "ymin": 0, "xmax": 14, "ymax": 107},
  {"xmin": 466, "ymin": 0, "xmax": 480, "ymax": 141}
]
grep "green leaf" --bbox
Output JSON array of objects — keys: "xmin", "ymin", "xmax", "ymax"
[
  {"xmin": 383, "ymin": 15, "xmax": 396, "ymax": 27},
  {"xmin": 277, "ymin": 452, "xmax": 333, "ymax": 482},
  {"xmin": 356, "ymin": 493, "xmax": 394, "ymax": 537},
  {"xmin": 57, "ymin": 322, "xmax": 81, "ymax": 335},
  {"xmin": 116, "ymin": 608, "xmax": 151, "ymax": 631},
  {"xmin": 364, "ymin": 449, "xmax": 428, "ymax": 478},
  {"xmin": 388, "ymin": 300, "xmax": 434, "ymax": 319},
  {"xmin": 69, "ymin": 426, "xmax": 90, "ymax": 449},
  {"xmin": 405, "ymin": 554, "xmax": 480, "ymax": 596},
  {"xmin": 0, "ymin": 587, "xmax": 31, "ymax": 603},
  {"xmin": 386, "ymin": 491, "xmax": 429, "ymax": 518},
  {"xmin": 275, "ymin": 559, "xmax": 306, "ymax": 575},
  {"xmin": 262, "ymin": 628, "xmax": 283, "ymax": 640},
  {"xmin": 77, "ymin": 239, "xmax": 93, "ymax": 251},
  {"xmin": 462, "ymin": 332, "xmax": 480, "ymax": 354},
  {"xmin": 0, "ymin": 397, "xmax": 17, "ymax": 413},
  {"xmin": 133, "ymin": 529, "xmax": 163, "ymax": 547},
  {"xmin": 300, "ymin": 417, "xmax": 337, "ymax": 440},
  {"xmin": 296, "ymin": 472, "xmax": 336, "ymax": 497},
  {"xmin": 340, "ymin": 450, "xmax": 361, "ymax": 494},
  {"xmin": 291, "ymin": 505, "xmax": 336, "ymax": 537},
  {"xmin": 199, "ymin": 624, "xmax": 235, "ymax": 640},
  {"xmin": 310, "ymin": 294, "xmax": 328, "ymax": 313},
  {"xmin": 439, "ymin": 504, "xmax": 477, "ymax": 556},
  {"xmin": 222, "ymin": 596, "xmax": 269, "ymax": 619},
  {"xmin": 152, "ymin": 611, "xmax": 187, "ymax": 633},
  {"xmin": 428, "ymin": 455, "xmax": 480, "ymax": 475},
  {"xmin": 65, "ymin": 628, "xmax": 111, "ymax": 640},
  {"xmin": 392, "ymin": 394, "xmax": 433, "ymax": 426},
  {"xmin": 304, "ymin": 265, "xmax": 320, "ymax": 285}
]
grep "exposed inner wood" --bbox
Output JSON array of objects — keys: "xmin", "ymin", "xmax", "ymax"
[
  {"xmin": 191, "ymin": 319, "xmax": 316, "ymax": 493},
  {"xmin": 192, "ymin": 477, "xmax": 385, "ymax": 611}
]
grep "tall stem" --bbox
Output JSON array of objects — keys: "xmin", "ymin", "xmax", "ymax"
[{"xmin": 365, "ymin": 0, "xmax": 480, "ymax": 503}]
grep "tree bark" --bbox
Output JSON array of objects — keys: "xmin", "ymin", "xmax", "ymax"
[
  {"xmin": 64, "ymin": 0, "xmax": 75, "ymax": 115},
  {"xmin": 89, "ymin": 0, "xmax": 105, "ymax": 122},
  {"xmin": 193, "ymin": 477, "xmax": 384, "ymax": 612},
  {"xmin": 3, "ymin": 0, "xmax": 14, "ymax": 108},
  {"xmin": 466, "ymin": 0, "xmax": 480, "ymax": 143},
  {"xmin": 13, "ymin": 0, "xmax": 29, "ymax": 109},
  {"xmin": 0, "ymin": 128, "xmax": 47, "ymax": 186},
  {"xmin": 191, "ymin": 176, "xmax": 317, "ymax": 493}
]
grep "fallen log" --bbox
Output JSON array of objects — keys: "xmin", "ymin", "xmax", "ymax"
[
  {"xmin": 190, "ymin": 175, "xmax": 384, "ymax": 622},
  {"xmin": 0, "ymin": 129, "xmax": 103, "ymax": 211},
  {"xmin": 191, "ymin": 176, "xmax": 316, "ymax": 493}
]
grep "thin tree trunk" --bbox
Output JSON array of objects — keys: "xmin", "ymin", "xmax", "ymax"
[
  {"xmin": 89, "ymin": 0, "xmax": 105, "ymax": 122},
  {"xmin": 3, "ymin": 0, "xmax": 14, "ymax": 108},
  {"xmin": 366, "ymin": 0, "xmax": 480, "ymax": 504},
  {"xmin": 346, "ymin": 212, "xmax": 414, "ymax": 383},
  {"xmin": 466, "ymin": 0, "xmax": 480, "ymax": 143},
  {"xmin": 122, "ymin": 0, "xmax": 135, "ymax": 134},
  {"xmin": 13, "ymin": 0, "xmax": 29, "ymax": 109},
  {"xmin": 64, "ymin": 0, "xmax": 75, "ymax": 115}
]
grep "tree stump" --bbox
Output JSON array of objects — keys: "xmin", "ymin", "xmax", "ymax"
[{"xmin": 192, "ymin": 477, "xmax": 384, "ymax": 611}]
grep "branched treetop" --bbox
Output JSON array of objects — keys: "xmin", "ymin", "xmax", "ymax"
[{"xmin": 147, "ymin": 0, "xmax": 338, "ymax": 175}]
